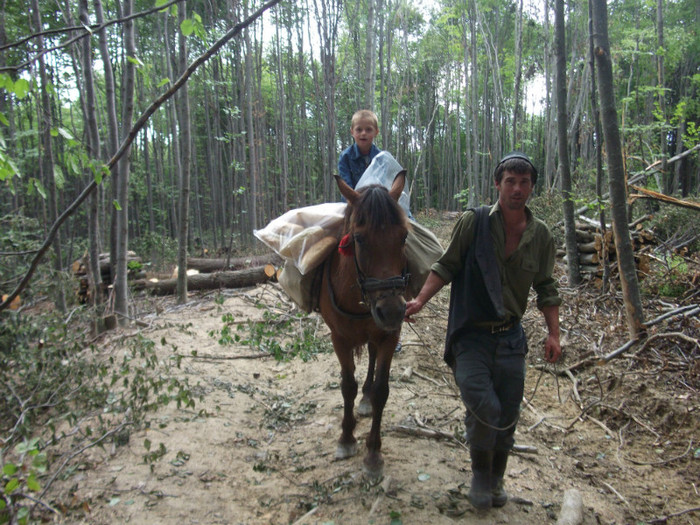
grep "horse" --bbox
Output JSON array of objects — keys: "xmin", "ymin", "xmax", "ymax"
[{"xmin": 318, "ymin": 173, "xmax": 411, "ymax": 479}]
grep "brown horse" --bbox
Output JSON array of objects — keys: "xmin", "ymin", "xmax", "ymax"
[{"xmin": 318, "ymin": 174, "xmax": 410, "ymax": 478}]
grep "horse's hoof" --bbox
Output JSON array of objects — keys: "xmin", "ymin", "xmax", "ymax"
[
  {"xmin": 357, "ymin": 397, "xmax": 372, "ymax": 417},
  {"xmin": 335, "ymin": 442, "xmax": 358, "ymax": 460},
  {"xmin": 362, "ymin": 455, "xmax": 384, "ymax": 480}
]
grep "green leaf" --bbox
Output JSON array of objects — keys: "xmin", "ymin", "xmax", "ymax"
[
  {"xmin": 14, "ymin": 78, "xmax": 30, "ymax": 99},
  {"xmin": 31, "ymin": 178, "xmax": 47, "ymax": 199},
  {"xmin": 157, "ymin": 78, "xmax": 171, "ymax": 88},
  {"xmin": 0, "ymin": 111, "xmax": 9, "ymax": 126},
  {"xmin": 4, "ymin": 477, "xmax": 20, "ymax": 494},
  {"xmin": 26, "ymin": 474, "xmax": 41, "ymax": 492},
  {"xmin": 127, "ymin": 55, "xmax": 144, "ymax": 68},
  {"xmin": 54, "ymin": 167, "xmax": 65, "ymax": 190},
  {"xmin": 113, "ymin": 199, "xmax": 122, "ymax": 211},
  {"xmin": 144, "ymin": 438, "xmax": 152, "ymax": 451},
  {"xmin": 2, "ymin": 463, "xmax": 17, "ymax": 476},
  {"xmin": 180, "ymin": 19, "xmax": 194, "ymax": 36},
  {"xmin": 56, "ymin": 127, "xmax": 74, "ymax": 140}
]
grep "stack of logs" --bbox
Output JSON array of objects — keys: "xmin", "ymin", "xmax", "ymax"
[{"xmin": 563, "ymin": 216, "xmax": 655, "ymax": 285}]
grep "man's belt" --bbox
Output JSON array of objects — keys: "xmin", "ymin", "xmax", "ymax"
[{"xmin": 470, "ymin": 319, "xmax": 517, "ymax": 334}]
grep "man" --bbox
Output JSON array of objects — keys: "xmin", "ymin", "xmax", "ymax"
[{"xmin": 404, "ymin": 152, "xmax": 562, "ymax": 510}]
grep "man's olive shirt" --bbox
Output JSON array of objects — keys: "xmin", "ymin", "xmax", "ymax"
[{"xmin": 431, "ymin": 202, "xmax": 562, "ymax": 321}]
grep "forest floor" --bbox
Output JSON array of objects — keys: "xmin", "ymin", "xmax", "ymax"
[{"xmin": 44, "ymin": 218, "xmax": 699, "ymax": 525}]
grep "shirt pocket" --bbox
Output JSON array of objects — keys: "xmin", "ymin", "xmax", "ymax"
[{"xmin": 520, "ymin": 254, "xmax": 539, "ymax": 275}]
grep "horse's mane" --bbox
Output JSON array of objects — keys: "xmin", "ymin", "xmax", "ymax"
[{"xmin": 344, "ymin": 184, "xmax": 408, "ymax": 233}]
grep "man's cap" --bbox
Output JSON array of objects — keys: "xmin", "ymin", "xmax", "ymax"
[{"xmin": 495, "ymin": 151, "xmax": 538, "ymax": 178}]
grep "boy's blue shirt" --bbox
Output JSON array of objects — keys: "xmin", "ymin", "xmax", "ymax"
[{"xmin": 338, "ymin": 143, "xmax": 381, "ymax": 189}]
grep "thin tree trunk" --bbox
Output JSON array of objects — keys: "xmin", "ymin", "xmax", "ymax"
[
  {"xmin": 364, "ymin": 0, "xmax": 376, "ymax": 110},
  {"xmin": 556, "ymin": 0, "xmax": 581, "ymax": 286},
  {"xmin": 176, "ymin": 2, "xmax": 192, "ymax": 304},
  {"xmin": 587, "ymin": 0, "xmax": 610, "ymax": 291},
  {"xmin": 94, "ymin": 0, "xmax": 119, "ymax": 284},
  {"xmin": 30, "ymin": 0, "xmax": 66, "ymax": 312},
  {"xmin": 591, "ymin": 0, "xmax": 645, "ymax": 338},
  {"xmin": 114, "ymin": 0, "xmax": 136, "ymax": 325},
  {"xmin": 512, "ymin": 0, "xmax": 523, "ymax": 149},
  {"xmin": 79, "ymin": 0, "xmax": 104, "ymax": 309}
]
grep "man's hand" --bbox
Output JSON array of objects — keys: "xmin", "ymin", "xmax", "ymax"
[
  {"xmin": 544, "ymin": 334, "xmax": 561, "ymax": 363},
  {"xmin": 404, "ymin": 299, "xmax": 423, "ymax": 323}
]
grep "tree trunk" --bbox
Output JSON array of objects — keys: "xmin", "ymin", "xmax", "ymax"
[
  {"xmin": 512, "ymin": 0, "xmax": 523, "ymax": 149},
  {"xmin": 556, "ymin": 0, "xmax": 581, "ymax": 286},
  {"xmin": 94, "ymin": 0, "xmax": 120, "ymax": 284},
  {"xmin": 79, "ymin": 0, "xmax": 104, "ymax": 308},
  {"xmin": 591, "ymin": 0, "xmax": 645, "ymax": 338},
  {"xmin": 176, "ymin": 2, "xmax": 193, "ymax": 304},
  {"xmin": 114, "ymin": 0, "xmax": 136, "ymax": 325},
  {"xmin": 588, "ymin": 0, "xmax": 611, "ymax": 290},
  {"xmin": 364, "ymin": 0, "xmax": 376, "ymax": 110},
  {"xmin": 30, "ymin": 0, "xmax": 66, "ymax": 312}
]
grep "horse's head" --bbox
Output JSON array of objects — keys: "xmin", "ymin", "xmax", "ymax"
[{"xmin": 334, "ymin": 174, "xmax": 410, "ymax": 332}]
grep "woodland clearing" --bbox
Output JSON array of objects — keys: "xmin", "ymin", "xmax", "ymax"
[{"xmin": 8, "ymin": 218, "xmax": 700, "ymax": 525}]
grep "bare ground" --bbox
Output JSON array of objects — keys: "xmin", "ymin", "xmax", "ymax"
[{"xmin": 46, "ymin": 228, "xmax": 699, "ymax": 525}]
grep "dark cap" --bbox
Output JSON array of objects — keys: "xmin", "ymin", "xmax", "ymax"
[{"xmin": 494, "ymin": 151, "xmax": 538, "ymax": 184}]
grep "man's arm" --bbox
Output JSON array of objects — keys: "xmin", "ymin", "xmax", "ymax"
[
  {"xmin": 540, "ymin": 305, "xmax": 561, "ymax": 363},
  {"xmin": 404, "ymin": 271, "xmax": 447, "ymax": 321}
]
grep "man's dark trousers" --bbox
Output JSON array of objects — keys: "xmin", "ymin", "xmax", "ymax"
[{"xmin": 451, "ymin": 324, "xmax": 527, "ymax": 452}]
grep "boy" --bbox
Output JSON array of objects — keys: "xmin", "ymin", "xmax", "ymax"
[{"xmin": 338, "ymin": 109, "xmax": 381, "ymax": 189}]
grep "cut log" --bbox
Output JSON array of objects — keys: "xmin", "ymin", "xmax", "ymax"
[
  {"xmin": 578, "ymin": 240, "xmax": 598, "ymax": 253},
  {"xmin": 186, "ymin": 253, "xmax": 283, "ymax": 273},
  {"xmin": 134, "ymin": 266, "xmax": 273, "ymax": 295}
]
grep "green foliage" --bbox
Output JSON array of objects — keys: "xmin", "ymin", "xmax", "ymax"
[
  {"xmin": 130, "ymin": 231, "xmax": 178, "ymax": 271},
  {"xmin": 208, "ymin": 310, "xmax": 332, "ymax": 362},
  {"xmin": 648, "ymin": 205, "xmax": 700, "ymax": 252},
  {"xmin": 642, "ymin": 252, "xmax": 692, "ymax": 299},
  {"xmin": 0, "ymin": 310, "xmax": 201, "ymax": 522},
  {"xmin": 0, "ymin": 438, "xmax": 47, "ymax": 524}
]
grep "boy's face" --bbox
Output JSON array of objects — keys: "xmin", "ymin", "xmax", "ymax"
[{"xmin": 351, "ymin": 119, "xmax": 378, "ymax": 154}]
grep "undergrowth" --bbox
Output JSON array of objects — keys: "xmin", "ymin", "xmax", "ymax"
[
  {"xmin": 207, "ymin": 308, "xmax": 333, "ymax": 362},
  {"xmin": 0, "ymin": 308, "xmax": 201, "ymax": 524}
]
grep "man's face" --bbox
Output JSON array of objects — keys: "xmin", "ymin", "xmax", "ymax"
[
  {"xmin": 495, "ymin": 170, "xmax": 534, "ymax": 210},
  {"xmin": 351, "ymin": 119, "xmax": 378, "ymax": 154}
]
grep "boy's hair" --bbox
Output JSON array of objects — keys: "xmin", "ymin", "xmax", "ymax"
[
  {"xmin": 351, "ymin": 109, "xmax": 379, "ymax": 131},
  {"xmin": 493, "ymin": 151, "xmax": 538, "ymax": 185}
]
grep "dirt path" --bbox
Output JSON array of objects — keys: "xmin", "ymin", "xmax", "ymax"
[{"xmin": 48, "ymin": 270, "xmax": 699, "ymax": 524}]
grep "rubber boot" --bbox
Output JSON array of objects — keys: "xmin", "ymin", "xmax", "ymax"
[
  {"xmin": 491, "ymin": 449, "xmax": 509, "ymax": 507},
  {"xmin": 468, "ymin": 448, "xmax": 493, "ymax": 510}
]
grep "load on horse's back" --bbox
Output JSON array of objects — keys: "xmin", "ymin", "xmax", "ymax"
[{"xmin": 318, "ymin": 174, "xmax": 409, "ymax": 478}]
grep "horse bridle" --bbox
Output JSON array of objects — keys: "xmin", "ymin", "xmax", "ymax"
[{"xmin": 326, "ymin": 234, "xmax": 410, "ymax": 320}]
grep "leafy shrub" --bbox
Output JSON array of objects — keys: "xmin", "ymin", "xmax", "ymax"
[{"xmin": 0, "ymin": 309, "xmax": 200, "ymax": 523}]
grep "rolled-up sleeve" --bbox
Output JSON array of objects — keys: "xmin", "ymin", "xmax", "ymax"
[{"xmin": 533, "ymin": 230, "xmax": 562, "ymax": 309}]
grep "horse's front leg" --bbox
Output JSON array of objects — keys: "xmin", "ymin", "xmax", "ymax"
[
  {"xmin": 363, "ymin": 336, "xmax": 397, "ymax": 478},
  {"xmin": 334, "ymin": 338, "xmax": 358, "ymax": 460},
  {"xmin": 357, "ymin": 342, "xmax": 377, "ymax": 417}
]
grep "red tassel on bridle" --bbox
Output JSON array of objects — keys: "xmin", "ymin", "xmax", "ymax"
[{"xmin": 338, "ymin": 233, "xmax": 353, "ymax": 256}]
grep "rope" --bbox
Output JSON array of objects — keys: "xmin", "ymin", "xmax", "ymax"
[{"xmin": 404, "ymin": 320, "xmax": 557, "ymax": 432}]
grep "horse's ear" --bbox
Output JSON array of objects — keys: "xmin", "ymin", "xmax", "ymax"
[
  {"xmin": 334, "ymin": 175, "xmax": 360, "ymax": 204},
  {"xmin": 388, "ymin": 172, "xmax": 406, "ymax": 201}
]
